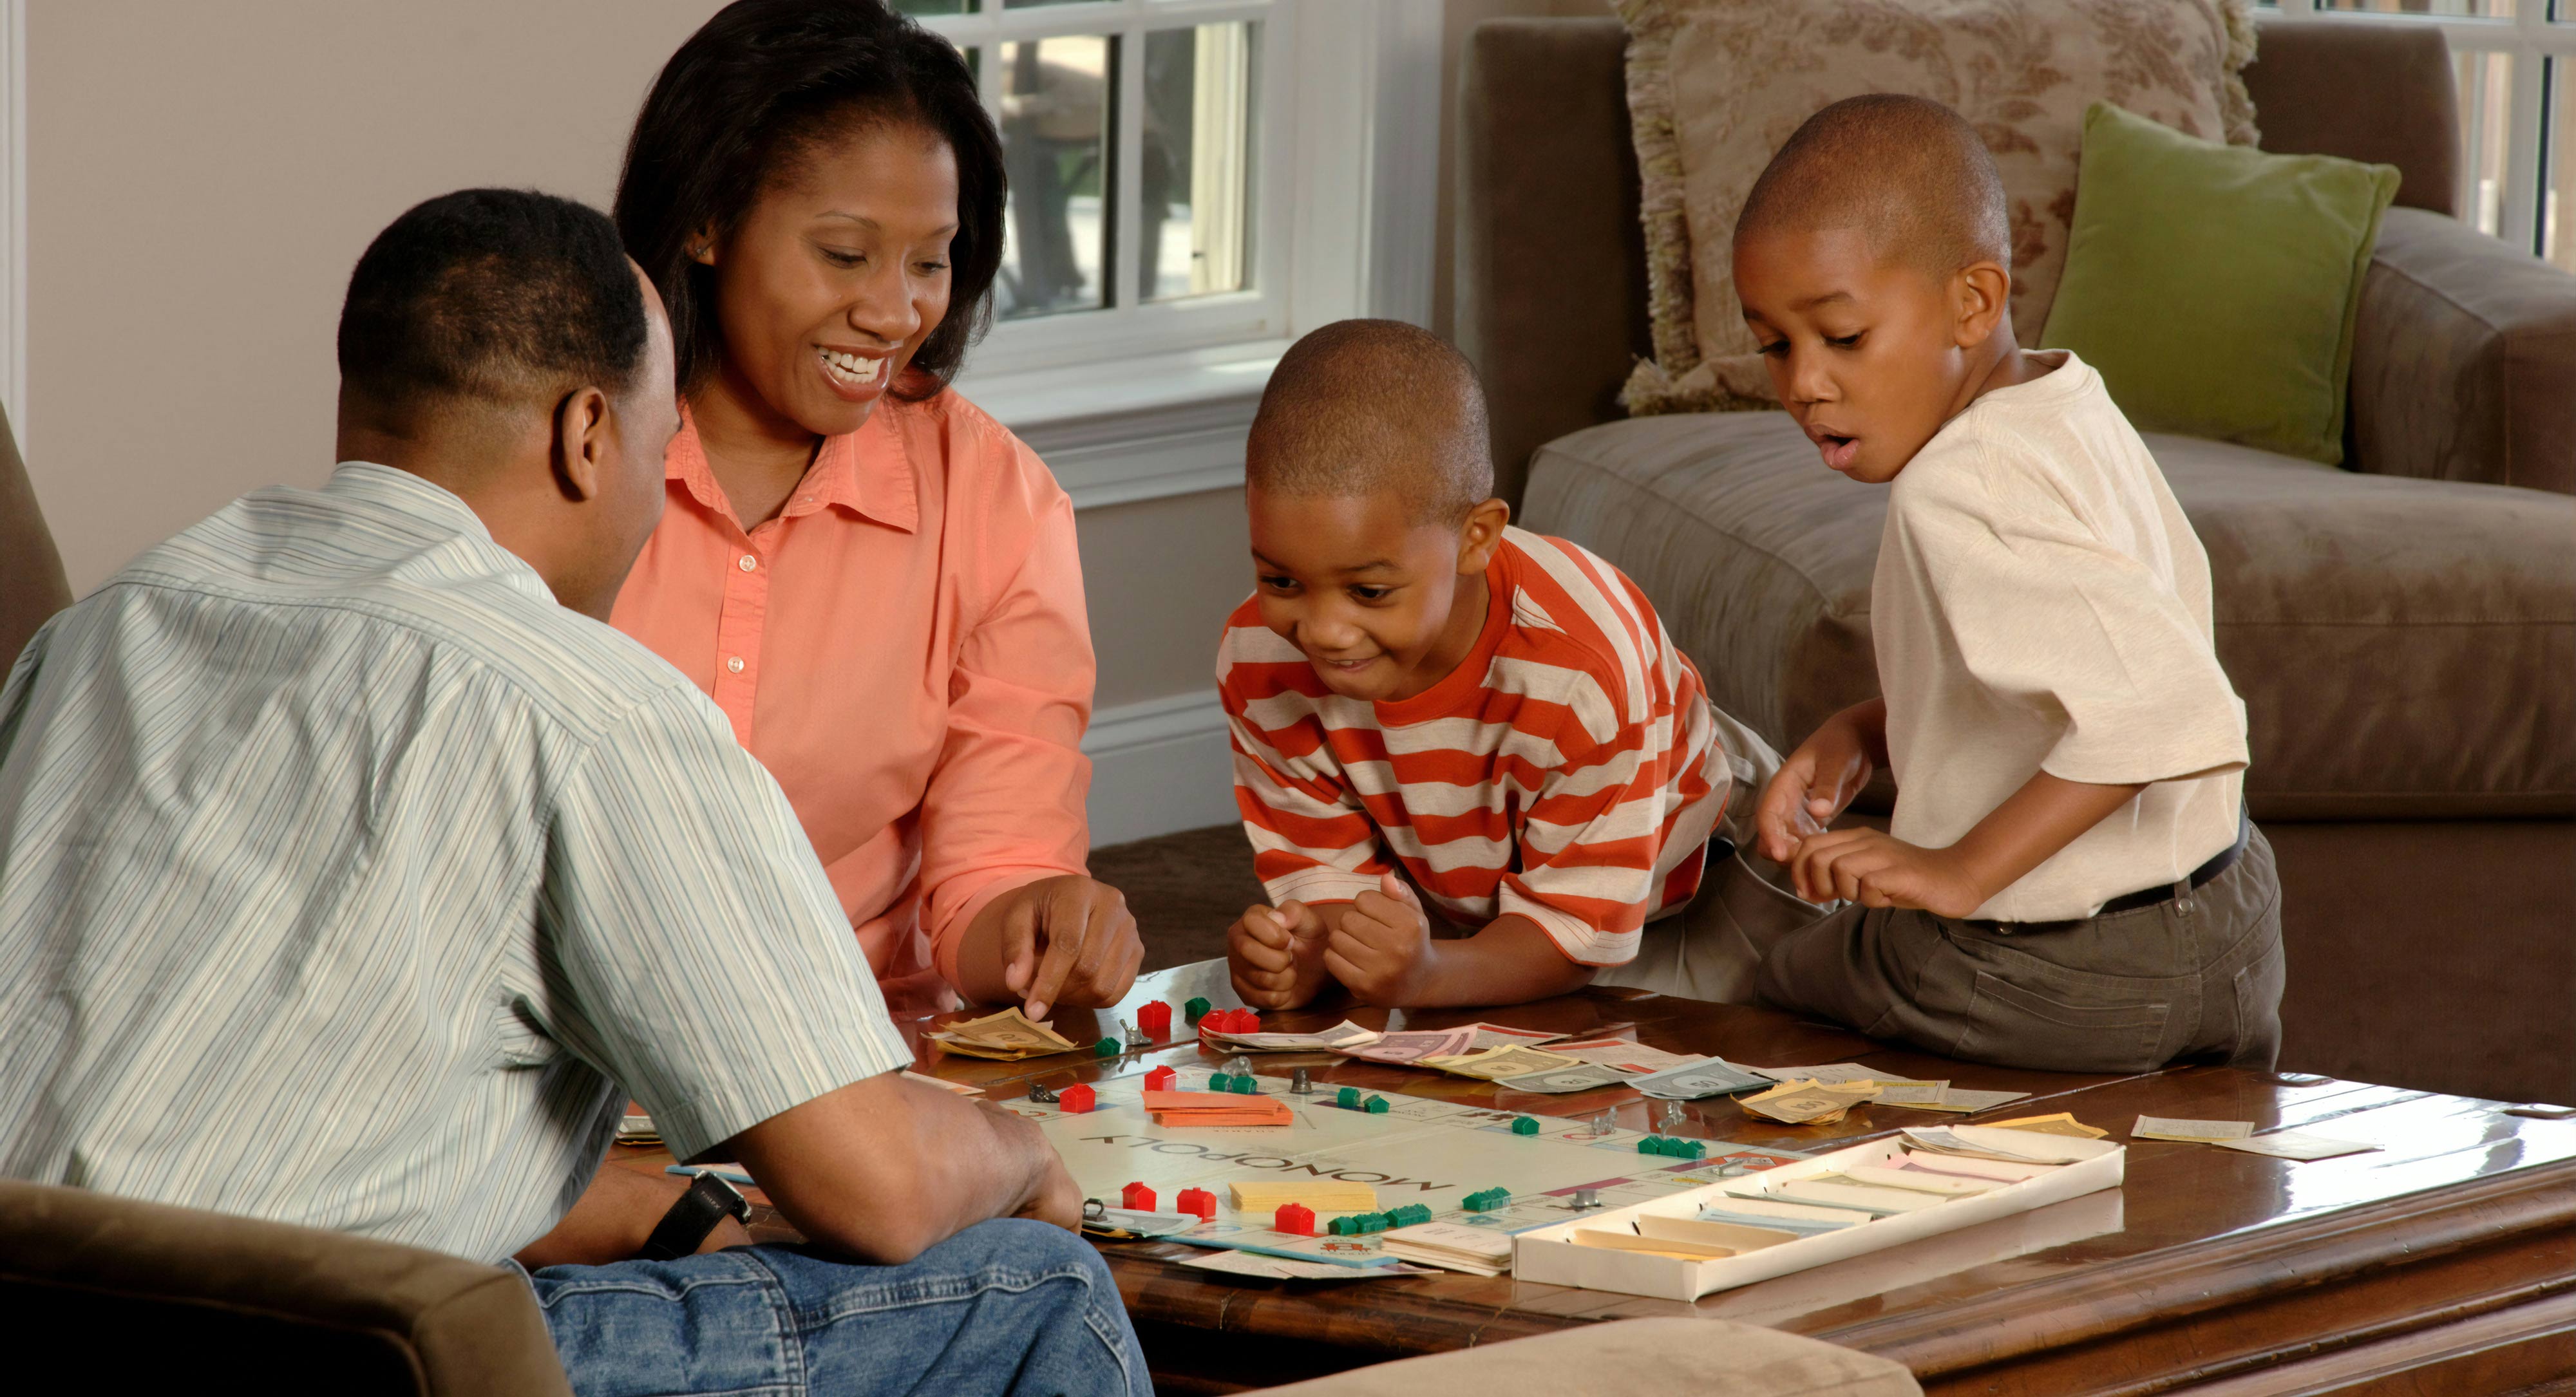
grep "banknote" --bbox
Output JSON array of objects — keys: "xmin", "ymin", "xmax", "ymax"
[
  {"xmin": 1338, "ymin": 1027, "xmax": 1479, "ymax": 1065},
  {"xmin": 1459, "ymin": 1024, "xmax": 1569, "ymax": 1051},
  {"xmin": 2210, "ymin": 1130, "xmax": 2378, "ymax": 1161},
  {"xmin": 1739, "ymin": 1079, "xmax": 1882, "ymax": 1124},
  {"xmin": 1494, "ymin": 1060, "xmax": 1639, "ymax": 1094},
  {"xmin": 2131, "ymin": 1116, "xmax": 2255, "ymax": 1143},
  {"xmin": 1546, "ymin": 1038, "xmax": 1706, "ymax": 1074},
  {"xmin": 1743, "ymin": 1062, "xmax": 1883, "ymax": 1086},
  {"xmin": 1198, "ymin": 1020, "xmax": 1382, "ymax": 1053},
  {"xmin": 928, "ymin": 1008, "xmax": 1080, "ymax": 1060},
  {"xmin": 1419, "ymin": 1045, "xmax": 1582, "ymax": 1080},
  {"xmin": 1864, "ymin": 1080, "xmax": 1951, "ymax": 1106},
  {"xmin": 1630, "ymin": 1057, "xmax": 1772, "ymax": 1100},
  {"xmin": 1988, "ymin": 1112, "xmax": 2107, "ymax": 1139},
  {"xmin": 1897, "ymin": 1087, "xmax": 2034, "ymax": 1114}
]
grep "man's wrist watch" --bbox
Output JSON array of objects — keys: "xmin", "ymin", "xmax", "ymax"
[{"xmin": 641, "ymin": 1171, "xmax": 753, "ymax": 1261}]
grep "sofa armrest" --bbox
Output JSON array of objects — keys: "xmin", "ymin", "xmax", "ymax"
[
  {"xmin": 2347, "ymin": 207, "xmax": 2576, "ymax": 495},
  {"xmin": 0, "ymin": 1178, "xmax": 572, "ymax": 1396},
  {"xmin": 1454, "ymin": 17, "xmax": 1646, "ymax": 508}
]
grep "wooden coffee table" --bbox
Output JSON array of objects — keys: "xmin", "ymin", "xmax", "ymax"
[{"xmin": 614, "ymin": 960, "xmax": 2576, "ymax": 1395}]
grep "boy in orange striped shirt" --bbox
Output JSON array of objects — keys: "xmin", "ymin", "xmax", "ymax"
[{"xmin": 1219, "ymin": 320, "xmax": 1797, "ymax": 1010}]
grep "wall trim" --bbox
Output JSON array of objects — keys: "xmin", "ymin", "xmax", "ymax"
[{"xmin": 1083, "ymin": 688, "xmax": 1238, "ymax": 847}]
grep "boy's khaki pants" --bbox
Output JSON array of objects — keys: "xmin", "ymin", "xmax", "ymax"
[{"xmin": 1756, "ymin": 827, "xmax": 2286, "ymax": 1074}]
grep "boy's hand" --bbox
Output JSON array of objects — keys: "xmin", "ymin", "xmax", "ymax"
[
  {"xmin": 1757, "ymin": 715, "xmax": 1877, "ymax": 863},
  {"xmin": 1788, "ymin": 828, "xmax": 1985, "ymax": 919},
  {"xmin": 1227, "ymin": 899, "xmax": 1331, "ymax": 1009},
  {"xmin": 1322, "ymin": 873, "xmax": 1436, "ymax": 1006}
]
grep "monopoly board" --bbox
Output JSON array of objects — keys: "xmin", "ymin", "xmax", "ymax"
[{"xmin": 1002, "ymin": 1069, "xmax": 1806, "ymax": 1268}]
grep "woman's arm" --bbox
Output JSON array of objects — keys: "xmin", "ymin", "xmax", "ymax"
[{"xmin": 916, "ymin": 431, "xmax": 1140, "ymax": 1017}]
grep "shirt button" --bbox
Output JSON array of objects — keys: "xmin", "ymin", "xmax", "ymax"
[
  {"xmin": 726, "ymin": 656, "xmax": 746, "ymax": 674},
  {"xmin": 738, "ymin": 555, "xmax": 757, "ymax": 572}
]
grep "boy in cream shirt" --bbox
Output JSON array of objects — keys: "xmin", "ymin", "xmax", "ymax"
[{"xmin": 1736, "ymin": 95, "xmax": 2284, "ymax": 1073}]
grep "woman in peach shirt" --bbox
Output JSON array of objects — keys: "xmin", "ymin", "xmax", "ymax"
[{"xmin": 607, "ymin": 0, "xmax": 1141, "ymax": 1018}]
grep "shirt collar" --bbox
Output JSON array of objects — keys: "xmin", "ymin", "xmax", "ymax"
[
  {"xmin": 666, "ymin": 401, "xmax": 919, "ymax": 534},
  {"xmin": 326, "ymin": 460, "xmax": 500, "ymax": 540}
]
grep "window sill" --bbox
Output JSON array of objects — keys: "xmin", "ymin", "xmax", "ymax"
[{"xmin": 950, "ymin": 339, "xmax": 1286, "ymax": 510}]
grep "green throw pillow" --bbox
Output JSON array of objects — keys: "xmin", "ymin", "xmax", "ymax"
[{"xmin": 2040, "ymin": 102, "xmax": 2399, "ymax": 466}]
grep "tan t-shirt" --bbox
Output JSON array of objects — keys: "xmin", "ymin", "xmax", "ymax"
[{"xmin": 1875, "ymin": 352, "xmax": 2247, "ymax": 922}]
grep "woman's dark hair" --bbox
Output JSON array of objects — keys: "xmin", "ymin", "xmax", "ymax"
[{"xmin": 614, "ymin": 0, "xmax": 1004, "ymax": 401}]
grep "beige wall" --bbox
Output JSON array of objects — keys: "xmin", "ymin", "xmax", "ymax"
[
  {"xmin": 19, "ymin": 1, "xmax": 1567, "ymax": 812},
  {"xmin": 28, "ymin": 1, "xmax": 713, "ymax": 594}
]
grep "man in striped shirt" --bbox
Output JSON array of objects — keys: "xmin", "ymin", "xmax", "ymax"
[
  {"xmin": 1222, "ymin": 321, "xmax": 1806, "ymax": 1011},
  {"xmin": 0, "ymin": 191, "xmax": 1144, "ymax": 1396}
]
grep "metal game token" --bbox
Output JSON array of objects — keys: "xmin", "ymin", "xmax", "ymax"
[
  {"xmin": 1027, "ymin": 1082, "xmax": 1059, "ymax": 1103},
  {"xmin": 1290, "ymin": 1067, "xmax": 1313, "ymax": 1095}
]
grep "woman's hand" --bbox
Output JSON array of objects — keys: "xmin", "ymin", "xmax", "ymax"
[
  {"xmin": 1756, "ymin": 700, "xmax": 1886, "ymax": 863},
  {"xmin": 987, "ymin": 875, "xmax": 1142, "ymax": 1020}
]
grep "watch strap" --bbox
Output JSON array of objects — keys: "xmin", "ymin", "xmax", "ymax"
[{"xmin": 641, "ymin": 1172, "xmax": 752, "ymax": 1261}]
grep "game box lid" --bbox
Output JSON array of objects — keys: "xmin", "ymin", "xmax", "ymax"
[{"xmin": 1510, "ymin": 1134, "xmax": 2126, "ymax": 1300}]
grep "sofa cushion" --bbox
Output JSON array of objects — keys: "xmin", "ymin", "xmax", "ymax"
[
  {"xmin": 1613, "ymin": 0, "xmax": 2258, "ymax": 417},
  {"xmin": 1522, "ymin": 409, "xmax": 2575, "ymax": 820}
]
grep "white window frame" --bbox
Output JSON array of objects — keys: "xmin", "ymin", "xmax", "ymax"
[
  {"xmin": 914, "ymin": 0, "xmax": 1443, "ymax": 508},
  {"xmin": 2265, "ymin": 0, "xmax": 2576, "ymax": 258}
]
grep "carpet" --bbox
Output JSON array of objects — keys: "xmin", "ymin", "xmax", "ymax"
[{"xmin": 1091, "ymin": 823, "xmax": 1266, "ymax": 971}]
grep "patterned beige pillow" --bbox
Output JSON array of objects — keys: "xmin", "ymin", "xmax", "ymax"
[{"xmin": 1617, "ymin": 0, "xmax": 2259, "ymax": 414}]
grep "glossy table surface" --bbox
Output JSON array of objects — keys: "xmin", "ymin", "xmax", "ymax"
[{"xmin": 615, "ymin": 961, "xmax": 2576, "ymax": 1395}]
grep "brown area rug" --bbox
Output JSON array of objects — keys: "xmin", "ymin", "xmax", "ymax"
[{"xmin": 1092, "ymin": 824, "xmax": 1265, "ymax": 971}]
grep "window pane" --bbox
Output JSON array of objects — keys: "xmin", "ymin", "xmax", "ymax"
[
  {"xmin": 2454, "ymin": 50, "xmax": 2515, "ymax": 236},
  {"xmin": 2548, "ymin": 60, "xmax": 2573, "ymax": 269},
  {"xmin": 997, "ymin": 35, "xmax": 1115, "ymax": 319},
  {"xmin": 2323, "ymin": 0, "xmax": 2513, "ymax": 15},
  {"xmin": 1140, "ymin": 23, "xmax": 1259, "ymax": 303},
  {"xmin": 891, "ymin": 0, "xmax": 973, "ymax": 14}
]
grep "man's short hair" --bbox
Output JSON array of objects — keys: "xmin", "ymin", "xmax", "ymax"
[
  {"xmin": 1732, "ymin": 94, "xmax": 2010, "ymax": 278},
  {"xmin": 337, "ymin": 189, "xmax": 650, "ymax": 414},
  {"xmin": 1245, "ymin": 319, "xmax": 1493, "ymax": 526}
]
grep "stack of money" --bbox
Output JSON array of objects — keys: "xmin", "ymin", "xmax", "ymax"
[
  {"xmin": 1738, "ymin": 1078, "xmax": 1884, "ymax": 1124},
  {"xmin": 1881, "ymin": 1084, "xmax": 2034, "ymax": 1114},
  {"xmin": 1629, "ymin": 1057, "xmax": 1772, "ymax": 1100},
  {"xmin": 1197, "ymin": 1019, "xmax": 1381, "ymax": 1054},
  {"xmin": 1339, "ymin": 1027, "xmax": 1479, "ymax": 1065},
  {"xmin": 927, "ymin": 1008, "xmax": 1081, "ymax": 1060},
  {"xmin": 1418, "ymin": 1045, "xmax": 1584, "ymax": 1080}
]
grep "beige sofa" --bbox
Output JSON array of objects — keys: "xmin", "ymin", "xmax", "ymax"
[{"xmin": 1456, "ymin": 15, "xmax": 2575, "ymax": 1106}]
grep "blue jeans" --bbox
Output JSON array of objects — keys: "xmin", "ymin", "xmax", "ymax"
[{"xmin": 524, "ymin": 1219, "xmax": 1150, "ymax": 1397}]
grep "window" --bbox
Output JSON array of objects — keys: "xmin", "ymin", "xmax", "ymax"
[
  {"xmin": 2265, "ymin": 0, "xmax": 2576, "ymax": 269},
  {"xmin": 897, "ymin": 0, "xmax": 1287, "ymax": 376}
]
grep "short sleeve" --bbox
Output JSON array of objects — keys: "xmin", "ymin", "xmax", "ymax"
[
  {"xmin": 537, "ymin": 684, "xmax": 911, "ymax": 1161},
  {"xmin": 1896, "ymin": 458, "xmax": 2249, "ymax": 787}
]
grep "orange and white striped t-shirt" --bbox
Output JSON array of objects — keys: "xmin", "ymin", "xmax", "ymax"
[{"xmin": 1217, "ymin": 527, "xmax": 1732, "ymax": 967}]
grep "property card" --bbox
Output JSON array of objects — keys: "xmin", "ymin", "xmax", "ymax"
[
  {"xmin": 1177, "ymin": 1250, "xmax": 1433, "ymax": 1281},
  {"xmin": 2211, "ymin": 1130, "xmax": 2381, "ymax": 1161},
  {"xmin": 2132, "ymin": 1116, "xmax": 2257, "ymax": 1143}
]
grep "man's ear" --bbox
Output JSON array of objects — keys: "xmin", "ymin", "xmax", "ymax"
[
  {"xmin": 551, "ymin": 386, "xmax": 614, "ymax": 503},
  {"xmin": 1455, "ymin": 496, "xmax": 1511, "ymax": 575},
  {"xmin": 1953, "ymin": 261, "xmax": 2013, "ymax": 348}
]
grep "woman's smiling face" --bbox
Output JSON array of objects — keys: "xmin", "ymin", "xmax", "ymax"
[{"xmin": 700, "ymin": 120, "xmax": 960, "ymax": 438}]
